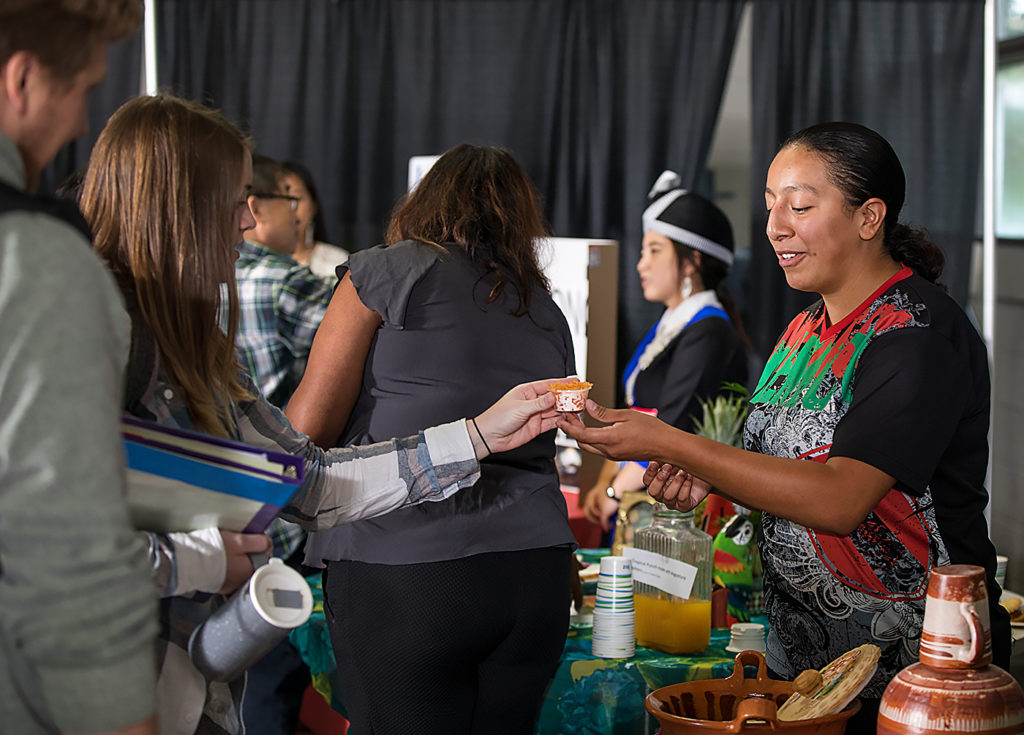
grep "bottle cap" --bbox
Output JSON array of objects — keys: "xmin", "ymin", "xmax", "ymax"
[
  {"xmin": 726, "ymin": 622, "xmax": 766, "ymax": 653},
  {"xmin": 250, "ymin": 558, "xmax": 314, "ymax": 628}
]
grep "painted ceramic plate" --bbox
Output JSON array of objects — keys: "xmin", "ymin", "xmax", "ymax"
[{"xmin": 776, "ymin": 644, "xmax": 880, "ymax": 721}]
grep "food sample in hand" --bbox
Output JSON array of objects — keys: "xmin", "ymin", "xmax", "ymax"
[{"xmin": 548, "ymin": 380, "xmax": 594, "ymax": 412}]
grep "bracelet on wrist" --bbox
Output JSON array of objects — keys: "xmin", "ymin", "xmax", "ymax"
[{"xmin": 469, "ymin": 417, "xmax": 492, "ymax": 456}]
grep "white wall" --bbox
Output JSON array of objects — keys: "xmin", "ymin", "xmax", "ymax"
[{"xmin": 990, "ymin": 243, "xmax": 1024, "ymax": 591}]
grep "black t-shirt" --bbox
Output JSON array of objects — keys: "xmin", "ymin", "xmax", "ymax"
[{"xmin": 745, "ymin": 267, "xmax": 1009, "ymax": 696}]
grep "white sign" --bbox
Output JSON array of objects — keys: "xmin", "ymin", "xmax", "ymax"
[
  {"xmin": 537, "ymin": 237, "xmax": 592, "ymax": 378},
  {"xmin": 622, "ymin": 546, "xmax": 699, "ymax": 599},
  {"xmin": 407, "ymin": 155, "xmax": 442, "ymax": 191}
]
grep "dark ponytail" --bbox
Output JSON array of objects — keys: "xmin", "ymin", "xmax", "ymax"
[
  {"xmin": 782, "ymin": 122, "xmax": 945, "ymax": 285},
  {"xmin": 887, "ymin": 223, "xmax": 944, "ymax": 285},
  {"xmin": 716, "ymin": 284, "xmax": 752, "ymax": 350},
  {"xmin": 676, "ymin": 245, "xmax": 753, "ymax": 350}
]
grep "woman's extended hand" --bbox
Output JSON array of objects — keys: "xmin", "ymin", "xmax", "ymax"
[
  {"xmin": 643, "ymin": 461, "xmax": 711, "ymax": 512},
  {"xmin": 556, "ymin": 400, "xmax": 675, "ymax": 462},
  {"xmin": 218, "ymin": 531, "xmax": 271, "ymax": 594},
  {"xmin": 472, "ymin": 378, "xmax": 560, "ymax": 458}
]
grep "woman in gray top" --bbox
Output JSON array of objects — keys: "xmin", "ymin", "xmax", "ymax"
[{"xmin": 287, "ymin": 144, "xmax": 577, "ymax": 734}]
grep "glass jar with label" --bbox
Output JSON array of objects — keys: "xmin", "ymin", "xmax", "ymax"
[{"xmin": 632, "ymin": 504, "xmax": 712, "ymax": 654}]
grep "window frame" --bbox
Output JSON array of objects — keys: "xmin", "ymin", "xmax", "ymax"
[{"xmin": 995, "ymin": 19, "xmax": 1024, "ymax": 243}]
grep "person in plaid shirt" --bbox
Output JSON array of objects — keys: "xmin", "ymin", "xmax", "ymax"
[
  {"xmin": 235, "ymin": 155, "xmax": 335, "ymax": 410},
  {"xmin": 232, "ymin": 155, "xmax": 336, "ymax": 732}
]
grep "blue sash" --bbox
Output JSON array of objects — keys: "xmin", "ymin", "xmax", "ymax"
[{"xmin": 622, "ymin": 304, "xmax": 730, "ymax": 397}]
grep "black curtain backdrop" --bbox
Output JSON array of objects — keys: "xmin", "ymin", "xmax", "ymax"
[
  {"xmin": 38, "ymin": 29, "xmax": 142, "ymax": 195},
  {"xmin": 153, "ymin": 0, "xmax": 745, "ymax": 397},
  {"xmin": 35, "ymin": 1, "xmax": 985, "ymax": 393},
  {"xmin": 747, "ymin": 0, "xmax": 984, "ymax": 358}
]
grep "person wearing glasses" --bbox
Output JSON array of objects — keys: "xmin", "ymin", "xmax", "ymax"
[
  {"xmin": 235, "ymin": 154, "xmax": 335, "ymax": 409},
  {"xmin": 282, "ymin": 160, "xmax": 350, "ymax": 278},
  {"xmin": 233, "ymin": 154, "xmax": 337, "ymax": 733}
]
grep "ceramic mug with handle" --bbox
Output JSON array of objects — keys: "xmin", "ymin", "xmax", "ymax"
[{"xmin": 918, "ymin": 564, "xmax": 992, "ymax": 669}]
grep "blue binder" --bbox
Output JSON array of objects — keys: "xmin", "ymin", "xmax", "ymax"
[{"xmin": 121, "ymin": 416, "xmax": 304, "ymax": 534}]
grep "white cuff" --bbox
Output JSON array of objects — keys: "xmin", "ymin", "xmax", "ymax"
[
  {"xmin": 167, "ymin": 527, "xmax": 226, "ymax": 595},
  {"xmin": 424, "ymin": 420, "xmax": 479, "ymax": 500},
  {"xmin": 424, "ymin": 419, "xmax": 477, "ymax": 465}
]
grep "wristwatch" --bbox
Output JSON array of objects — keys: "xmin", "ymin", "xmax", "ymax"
[{"xmin": 605, "ymin": 486, "xmax": 620, "ymax": 502}]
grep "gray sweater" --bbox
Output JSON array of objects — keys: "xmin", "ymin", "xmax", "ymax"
[{"xmin": 0, "ymin": 132, "xmax": 158, "ymax": 733}]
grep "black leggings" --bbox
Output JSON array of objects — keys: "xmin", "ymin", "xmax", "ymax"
[{"xmin": 323, "ymin": 547, "xmax": 572, "ymax": 735}]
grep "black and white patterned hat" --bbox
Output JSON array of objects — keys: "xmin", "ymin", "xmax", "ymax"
[{"xmin": 641, "ymin": 170, "xmax": 734, "ymax": 268}]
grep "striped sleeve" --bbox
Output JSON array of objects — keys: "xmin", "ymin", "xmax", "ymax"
[{"xmin": 233, "ymin": 383, "xmax": 479, "ymax": 531}]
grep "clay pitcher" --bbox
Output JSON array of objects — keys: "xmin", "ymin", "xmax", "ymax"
[{"xmin": 878, "ymin": 564, "xmax": 1024, "ymax": 735}]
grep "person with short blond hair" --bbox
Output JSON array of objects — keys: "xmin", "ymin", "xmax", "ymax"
[{"xmin": 0, "ymin": 2, "xmax": 157, "ymax": 734}]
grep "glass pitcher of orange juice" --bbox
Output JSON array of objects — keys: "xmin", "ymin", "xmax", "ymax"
[{"xmin": 632, "ymin": 505, "xmax": 712, "ymax": 654}]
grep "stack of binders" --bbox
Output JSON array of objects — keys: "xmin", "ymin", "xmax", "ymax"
[{"xmin": 121, "ymin": 415, "xmax": 304, "ymax": 534}]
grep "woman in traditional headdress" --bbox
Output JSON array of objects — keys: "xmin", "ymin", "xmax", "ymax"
[{"xmin": 583, "ymin": 171, "xmax": 749, "ymax": 529}]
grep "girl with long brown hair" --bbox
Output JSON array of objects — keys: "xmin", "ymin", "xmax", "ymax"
[{"xmin": 80, "ymin": 99, "xmax": 562, "ymax": 735}]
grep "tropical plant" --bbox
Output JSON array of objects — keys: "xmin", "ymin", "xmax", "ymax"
[
  {"xmin": 690, "ymin": 382, "xmax": 749, "ymax": 530},
  {"xmin": 691, "ymin": 381, "xmax": 749, "ymax": 448}
]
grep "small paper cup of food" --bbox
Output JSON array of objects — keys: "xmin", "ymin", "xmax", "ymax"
[{"xmin": 548, "ymin": 380, "xmax": 593, "ymax": 413}]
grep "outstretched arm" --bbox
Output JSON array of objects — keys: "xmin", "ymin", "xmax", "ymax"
[
  {"xmin": 243, "ymin": 375, "xmax": 561, "ymax": 531},
  {"xmin": 557, "ymin": 400, "xmax": 894, "ymax": 535}
]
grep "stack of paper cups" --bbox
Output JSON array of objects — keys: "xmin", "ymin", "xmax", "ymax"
[{"xmin": 592, "ymin": 555, "xmax": 635, "ymax": 658}]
